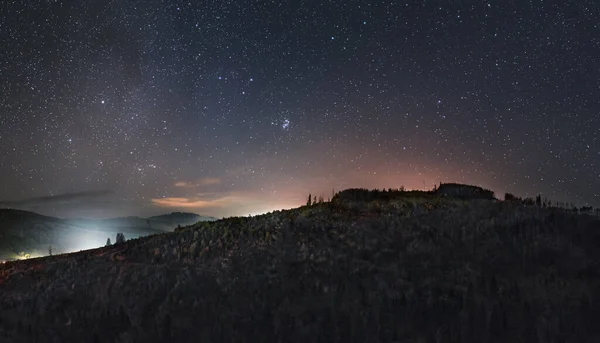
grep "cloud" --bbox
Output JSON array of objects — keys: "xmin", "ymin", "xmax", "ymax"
[
  {"xmin": 152, "ymin": 195, "xmax": 240, "ymax": 208},
  {"xmin": 199, "ymin": 177, "xmax": 221, "ymax": 186},
  {"xmin": 174, "ymin": 182, "xmax": 195, "ymax": 188},
  {"xmin": 174, "ymin": 177, "xmax": 221, "ymax": 188},
  {"xmin": 0, "ymin": 190, "xmax": 113, "ymax": 206},
  {"xmin": 151, "ymin": 192, "xmax": 300, "ymax": 218}
]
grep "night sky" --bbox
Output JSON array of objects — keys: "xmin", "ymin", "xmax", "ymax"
[{"xmin": 0, "ymin": 1, "xmax": 598, "ymax": 219}]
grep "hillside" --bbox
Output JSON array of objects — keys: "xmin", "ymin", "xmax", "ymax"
[
  {"xmin": 0, "ymin": 210, "xmax": 214, "ymax": 261},
  {"xmin": 1, "ymin": 190, "xmax": 600, "ymax": 342}
]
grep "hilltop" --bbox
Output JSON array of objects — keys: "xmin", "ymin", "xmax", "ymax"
[
  {"xmin": 0, "ymin": 209, "xmax": 214, "ymax": 261},
  {"xmin": 1, "ymin": 184, "xmax": 600, "ymax": 342}
]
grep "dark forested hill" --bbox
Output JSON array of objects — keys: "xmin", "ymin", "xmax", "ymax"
[{"xmin": 1, "ymin": 191, "xmax": 600, "ymax": 342}]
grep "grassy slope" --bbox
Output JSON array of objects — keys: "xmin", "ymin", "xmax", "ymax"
[{"xmin": 1, "ymin": 196, "xmax": 600, "ymax": 342}]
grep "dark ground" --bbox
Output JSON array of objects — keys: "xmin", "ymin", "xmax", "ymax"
[{"xmin": 1, "ymin": 191, "xmax": 600, "ymax": 342}]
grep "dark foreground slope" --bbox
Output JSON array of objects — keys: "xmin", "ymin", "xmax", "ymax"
[{"xmin": 1, "ymin": 196, "xmax": 600, "ymax": 342}]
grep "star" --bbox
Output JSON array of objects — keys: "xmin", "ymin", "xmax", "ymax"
[{"xmin": 0, "ymin": 0, "xmax": 596, "ymax": 219}]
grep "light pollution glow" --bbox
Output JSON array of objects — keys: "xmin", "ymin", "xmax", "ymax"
[{"xmin": 151, "ymin": 165, "xmax": 506, "ymax": 218}]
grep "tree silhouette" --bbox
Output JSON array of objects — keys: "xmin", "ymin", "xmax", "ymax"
[
  {"xmin": 523, "ymin": 197, "xmax": 535, "ymax": 206},
  {"xmin": 436, "ymin": 183, "xmax": 495, "ymax": 200},
  {"xmin": 307, "ymin": 194, "xmax": 312, "ymax": 206},
  {"xmin": 48, "ymin": 245, "xmax": 52, "ymax": 256},
  {"xmin": 116, "ymin": 233, "xmax": 125, "ymax": 244},
  {"xmin": 106, "ymin": 238, "xmax": 111, "ymax": 246}
]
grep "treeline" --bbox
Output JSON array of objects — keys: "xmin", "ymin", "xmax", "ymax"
[
  {"xmin": 505, "ymin": 193, "xmax": 600, "ymax": 215},
  {"xmin": 166, "ymin": 212, "xmax": 198, "ymax": 217},
  {"xmin": 331, "ymin": 186, "xmax": 431, "ymax": 203},
  {"xmin": 434, "ymin": 183, "xmax": 495, "ymax": 200},
  {"xmin": 327, "ymin": 183, "xmax": 495, "ymax": 203},
  {"xmin": 309, "ymin": 182, "xmax": 599, "ymax": 217}
]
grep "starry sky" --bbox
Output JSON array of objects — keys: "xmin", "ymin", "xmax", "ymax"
[{"xmin": 0, "ymin": 1, "xmax": 598, "ymax": 219}]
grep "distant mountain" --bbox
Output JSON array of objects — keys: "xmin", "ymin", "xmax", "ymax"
[
  {"xmin": 0, "ymin": 208, "xmax": 63, "ymax": 223},
  {"xmin": 0, "ymin": 209, "xmax": 214, "ymax": 261},
  {"xmin": 147, "ymin": 212, "xmax": 217, "ymax": 227},
  {"xmin": 68, "ymin": 212, "xmax": 214, "ymax": 233}
]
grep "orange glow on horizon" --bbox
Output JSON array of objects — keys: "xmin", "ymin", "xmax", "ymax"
[{"xmin": 152, "ymin": 165, "xmax": 505, "ymax": 218}]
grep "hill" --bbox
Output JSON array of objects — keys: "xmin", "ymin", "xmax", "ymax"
[
  {"xmin": 1, "ymin": 188, "xmax": 600, "ymax": 342},
  {"xmin": 67, "ymin": 212, "xmax": 214, "ymax": 233},
  {"xmin": 148, "ymin": 212, "xmax": 214, "ymax": 223},
  {"xmin": 0, "ymin": 209, "xmax": 214, "ymax": 261}
]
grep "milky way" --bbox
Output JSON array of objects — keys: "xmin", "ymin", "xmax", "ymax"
[{"xmin": 0, "ymin": 1, "xmax": 598, "ymax": 218}]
